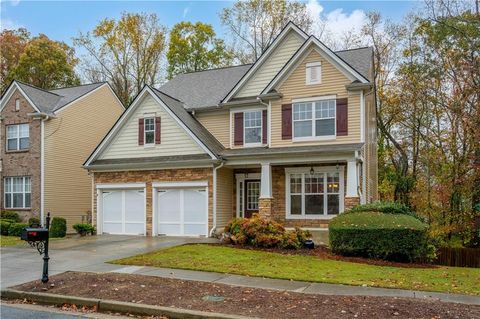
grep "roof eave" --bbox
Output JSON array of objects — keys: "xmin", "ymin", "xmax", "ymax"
[{"xmin": 84, "ymin": 158, "xmax": 221, "ymax": 171}]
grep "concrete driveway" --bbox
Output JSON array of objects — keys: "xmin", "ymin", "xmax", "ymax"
[{"xmin": 1, "ymin": 235, "xmax": 217, "ymax": 289}]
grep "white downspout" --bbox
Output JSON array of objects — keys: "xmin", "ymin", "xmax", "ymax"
[{"xmin": 210, "ymin": 161, "xmax": 225, "ymax": 237}]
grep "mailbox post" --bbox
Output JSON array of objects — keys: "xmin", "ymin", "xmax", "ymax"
[{"xmin": 21, "ymin": 212, "xmax": 51, "ymax": 283}]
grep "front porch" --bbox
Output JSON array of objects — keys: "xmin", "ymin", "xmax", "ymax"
[{"xmin": 219, "ymin": 155, "xmax": 363, "ymax": 229}]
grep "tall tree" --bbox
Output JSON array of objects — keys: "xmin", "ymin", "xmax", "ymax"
[
  {"xmin": 10, "ymin": 34, "xmax": 80, "ymax": 89},
  {"xmin": 0, "ymin": 28, "xmax": 30, "ymax": 92},
  {"xmin": 74, "ymin": 12, "xmax": 166, "ymax": 106},
  {"xmin": 220, "ymin": 0, "xmax": 313, "ymax": 63},
  {"xmin": 167, "ymin": 22, "xmax": 232, "ymax": 79}
]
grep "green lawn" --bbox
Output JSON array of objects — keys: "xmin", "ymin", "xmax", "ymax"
[
  {"xmin": 112, "ymin": 244, "xmax": 480, "ymax": 296},
  {"xmin": 0, "ymin": 235, "xmax": 23, "ymax": 247}
]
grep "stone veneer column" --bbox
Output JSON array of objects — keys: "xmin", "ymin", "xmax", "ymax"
[
  {"xmin": 258, "ymin": 197, "xmax": 273, "ymax": 219},
  {"xmin": 259, "ymin": 163, "xmax": 273, "ymax": 219},
  {"xmin": 345, "ymin": 197, "xmax": 360, "ymax": 210}
]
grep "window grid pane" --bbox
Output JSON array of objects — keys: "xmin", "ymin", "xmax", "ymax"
[
  {"xmin": 246, "ymin": 182, "xmax": 260, "ymax": 210},
  {"xmin": 4, "ymin": 176, "xmax": 30, "ymax": 208},
  {"xmin": 244, "ymin": 111, "xmax": 262, "ymax": 144},
  {"xmin": 294, "ymin": 100, "xmax": 335, "ymax": 138}
]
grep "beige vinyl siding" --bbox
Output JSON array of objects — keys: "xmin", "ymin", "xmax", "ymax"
[
  {"xmin": 100, "ymin": 94, "xmax": 205, "ymax": 159},
  {"xmin": 195, "ymin": 110, "xmax": 230, "ymax": 148},
  {"xmin": 216, "ymin": 167, "xmax": 234, "ymax": 229},
  {"xmin": 44, "ymin": 85, "xmax": 123, "ymax": 231},
  {"xmin": 271, "ymin": 49, "xmax": 361, "ymax": 147},
  {"xmin": 236, "ymin": 31, "xmax": 304, "ymax": 98}
]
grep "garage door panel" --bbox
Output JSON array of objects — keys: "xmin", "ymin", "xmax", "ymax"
[
  {"xmin": 158, "ymin": 187, "xmax": 207, "ymax": 236},
  {"xmin": 103, "ymin": 192, "xmax": 122, "ymax": 222},
  {"xmin": 158, "ymin": 190, "xmax": 181, "ymax": 223},
  {"xmin": 102, "ymin": 189, "xmax": 145, "ymax": 235},
  {"xmin": 183, "ymin": 189, "xmax": 207, "ymax": 224},
  {"xmin": 125, "ymin": 190, "xmax": 144, "ymax": 223}
]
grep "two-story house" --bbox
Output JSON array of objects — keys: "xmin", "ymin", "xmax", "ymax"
[
  {"xmin": 84, "ymin": 22, "xmax": 377, "ymax": 237},
  {"xmin": 0, "ymin": 80, "xmax": 124, "ymax": 230}
]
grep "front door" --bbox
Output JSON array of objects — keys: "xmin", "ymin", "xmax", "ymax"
[{"xmin": 244, "ymin": 180, "xmax": 260, "ymax": 218}]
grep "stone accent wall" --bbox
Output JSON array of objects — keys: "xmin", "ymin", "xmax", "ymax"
[
  {"xmin": 345, "ymin": 196, "xmax": 360, "ymax": 210},
  {"xmin": 0, "ymin": 89, "xmax": 41, "ymax": 221},
  {"xmin": 93, "ymin": 168, "xmax": 213, "ymax": 236}
]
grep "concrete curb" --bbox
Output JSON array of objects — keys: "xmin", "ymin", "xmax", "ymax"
[{"xmin": 1, "ymin": 289, "xmax": 254, "ymax": 319}]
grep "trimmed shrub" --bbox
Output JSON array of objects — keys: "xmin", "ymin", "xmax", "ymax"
[
  {"xmin": 1, "ymin": 211, "xmax": 21, "ymax": 223},
  {"xmin": 28, "ymin": 217, "xmax": 41, "ymax": 227},
  {"xmin": 8, "ymin": 223, "xmax": 28, "ymax": 237},
  {"xmin": 72, "ymin": 223, "xmax": 95, "ymax": 236},
  {"xmin": 329, "ymin": 211, "xmax": 429, "ymax": 262},
  {"xmin": 348, "ymin": 202, "xmax": 424, "ymax": 221},
  {"xmin": 49, "ymin": 217, "xmax": 67, "ymax": 238},
  {"xmin": 0, "ymin": 220, "xmax": 12, "ymax": 236},
  {"xmin": 224, "ymin": 214, "xmax": 311, "ymax": 249}
]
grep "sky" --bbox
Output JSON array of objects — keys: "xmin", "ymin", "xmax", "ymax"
[{"xmin": 1, "ymin": 0, "xmax": 419, "ymax": 47}]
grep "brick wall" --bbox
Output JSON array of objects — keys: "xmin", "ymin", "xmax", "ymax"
[
  {"xmin": 93, "ymin": 168, "xmax": 213, "ymax": 236},
  {"xmin": 0, "ymin": 89, "xmax": 41, "ymax": 221}
]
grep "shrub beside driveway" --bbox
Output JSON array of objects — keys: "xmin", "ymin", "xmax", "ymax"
[{"xmin": 111, "ymin": 244, "xmax": 480, "ymax": 296}]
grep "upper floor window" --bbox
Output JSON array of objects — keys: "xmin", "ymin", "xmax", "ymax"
[
  {"xmin": 306, "ymin": 62, "xmax": 321, "ymax": 85},
  {"xmin": 293, "ymin": 99, "xmax": 335, "ymax": 139},
  {"xmin": 4, "ymin": 176, "xmax": 31, "ymax": 209},
  {"xmin": 144, "ymin": 117, "xmax": 155, "ymax": 145},
  {"xmin": 244, "ymin": 110, "xmax": 262, "ymax": 145},
  {"xmin": 6, "ymin": 124, "xmax": 29, "ymax": 151}
]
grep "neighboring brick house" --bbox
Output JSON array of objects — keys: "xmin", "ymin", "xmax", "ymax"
[
  {"xmin": 84, "ymin": 22, "xmax": 378, "ymax": 237},
  {"xmin": 0, "ymin": 80, "xmax": 124, "ymax": 230}
]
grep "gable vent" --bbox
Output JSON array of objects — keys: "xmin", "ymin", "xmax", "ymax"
[{"xmin": 306, "ymin": 62, "xmax": 321, "ymax": 85}]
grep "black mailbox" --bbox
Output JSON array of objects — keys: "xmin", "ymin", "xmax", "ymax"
[{"xmin": 21, "ymin": 228, "xmax": 49, "ymax": 242}]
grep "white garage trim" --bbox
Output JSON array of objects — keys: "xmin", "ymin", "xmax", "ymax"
[
  {"xmin": 96, "ymin": 184, "xmax": 147, "ymax": 235},
  {"xmin": 152, "ymin": 181, "xmax": 208, "ymax": 188},
  {"xmin": 152, "ymin": 181, "xmax": 209, "ymax": 236},
  {"xmin": 96, "ymin": 183, "xmax": 146, "ymax": 189}
]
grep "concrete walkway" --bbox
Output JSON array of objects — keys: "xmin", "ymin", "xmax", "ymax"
[{"xmin": 107, "ymin": 265, "xmax": 480, "ymax": 306}]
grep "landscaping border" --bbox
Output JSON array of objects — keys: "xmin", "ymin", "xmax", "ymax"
[{"xmin": 0, "ymin": 289, "xmax": 254, "ymax": 319}]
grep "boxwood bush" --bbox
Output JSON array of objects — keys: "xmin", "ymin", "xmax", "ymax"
[
  {"xmin": 50, "ymin": 217, "xmax": 67, "ymax": 238},
  {"xmin": 1, "ymin": 211, "xmax": 21, "ymax": 223},
  {"xmin": 0, "ymin": 220, "xmax": 12, "ymax": 235},
  {"xmin": 224, "ymin": 214, "xmax": 311, "ymax": 249},
  {"xmin": 8, "ymin": 223, "xmax": 29, "ymax": 237},
  {"xmin": 329, "ymin": 204, "xmax": 430, "ymax": 262}
]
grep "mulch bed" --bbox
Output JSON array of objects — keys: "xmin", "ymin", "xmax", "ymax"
[
  {"xmin": 216, "ymin": 243, "xmax": 437, "ymax": 268},
  {"xmin": 12, "ymin": 271, "xmax": 480, "ymax": 319}
]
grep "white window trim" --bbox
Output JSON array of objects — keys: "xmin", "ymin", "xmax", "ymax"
[
  {"xmin": 306, "ymin": 61, "xmax": 322, "ymax": 85},
  {"xmin": 243, "ymin": 110, "xmax": 263, "ymax": 147},
  {"xmin": 4, "ymin": 176, "xmax": 31, "ymax": 209},
  {"xmin": 235, "ymin": 173, "xmax": 261, "ymax": 217},
  {"xmin": 143, "ymin": 117, "xmax": 156, "ymax": 147},
  {"xmin": 6, "ymin": 123, "xmax": 29, "ymax": 151},
  {"xmin": 285, "ymin": 167, "xmax": 344, "ymax": 220},
  {"xmin": 292, "ymin": 99, "xmax": 336, "ymax": 142}
]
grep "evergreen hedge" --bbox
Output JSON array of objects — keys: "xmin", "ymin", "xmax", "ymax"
[{"xmin": 49, "ymin": 217, "xmax": 67, "ymax": 238}]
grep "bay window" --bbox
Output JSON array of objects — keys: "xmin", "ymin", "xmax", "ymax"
[
  {"xmin": 4, "ymin": 176, "xmax": 31, "ymax": 209},
  {"xmin": 293, "ymin": 98, "xmax": 335, "ymax": 140},
  {"xmin": 286, "ymin": 168, "xmax": 343, "ymax": 218}
]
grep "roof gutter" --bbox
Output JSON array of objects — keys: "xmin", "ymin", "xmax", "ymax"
[
  {"xmin": 345, "ymin": 82, "xmax": 373, "ymax": 91},
  {"xmin": 28, "ymin": 112, "xmax": 54, "ymax": 119}
]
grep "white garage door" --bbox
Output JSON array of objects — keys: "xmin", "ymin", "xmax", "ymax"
[
  {"xmin": 157, "ymin": 188, "xmax": 207, "ymax": 236},
  {"xmin": 102, "ymin": 189, "xmax": 145, "ymax": 235}
]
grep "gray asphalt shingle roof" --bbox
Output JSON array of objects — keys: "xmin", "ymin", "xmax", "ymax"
[
  {"xmin": 14, "ymin": 81, "xmax": 105, "ymax": 113},
  {"xmin": 336, "ymin": 47, "xmax": 373, "ymax": 81},
  {"xmin": 159, "ymin": 64, "xmax": 252, "ymax": 110}
]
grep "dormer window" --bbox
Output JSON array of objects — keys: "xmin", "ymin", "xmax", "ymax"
[{"xmin": 306, "ymin": 62, "xmax": 321, "ymax": 85}]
